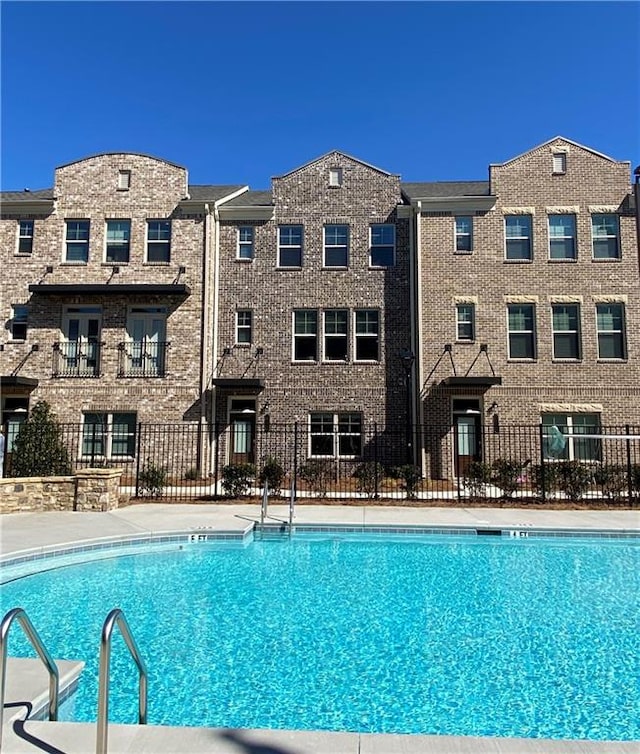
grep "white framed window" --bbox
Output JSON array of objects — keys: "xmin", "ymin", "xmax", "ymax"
[
  {"xmin": 60, "ymin": 306, "xmax": 102, "ymax": 377},
  {"xmin": 105, "ymin": 220, "xmax": 131, "ymax": 263},
  {"xmin": 505, "ymin": 215, "xmax": 532, "ymax": 261},
  {"xmin": 82, "ymin": 412, "xmax": 137, "ymax": 460},
  {"xmin": 454, "ymin": 216, "xmax": 473, "ymax": 253},
  {"xmin": 551, "ymin": 304, "xmax": 581, "ymax": 360},
  {"xmin": 10, "ymin": 305, "xmax": 28, "ymax": 340},
  {"xmin": 118, "ymin": 170, "xmax": 131, "ymax": 190},
  {"xmin": 548, "ymin": 214, "xmax": 576, "ymax": 260},
  {"xmin": 507, "ymin": 304, "xmax": 536, "ymax": 359},
  {"xmin": 329, "ymin": 168, "xmax": 343, "ymax": 187},
  {"xmin": 324, "ymin": 225, "xmax": 349, "ymax": 267},
  {"xmin": 323, "ymin": 309, "xmax": 348, "ymax": 361},
  {"xmin": 65, "ymin": 219, "xmax": 90, "ymax": 263},
  {"xmin": 278, "ymin": 225, "xmax": 303, "ymax": 268},
  {"xmin": 124, "ymin": 306, "xmax": 167, "ymax": 377},
  {"xmin": 552, "ymin": 153, "xmax": 566, "ymax": 174},
  {"xmin": 236, "ymin": 310, "xmax": 252, "ymax": 344},
  {"xmin": 354, "ymin": 310, "xmax": 379, "ymax": 361},
  {"xmin": 293, "ymin": 309, "xmax": 317, "ymax": 361},
  {"xmin": 146, "ymin": 220, "xmax": 171, "ymax": 263},
  {"xmin": 596, "ymin": 303, "xmax": 626, "ymax": 359},
  {"xmin": 541, "ymin": 413, "xmax": 600, "ymax": 461},
  {"xmin": 237, "ymin": 226, "xmax": 254, "ymax": 260},
  {"xmin": 370, "ymin": 224, "xmax": 395, "ymax": 267},
  {"xmin": 309, "ymin": 412, "xmax": 362, "ymax": 458},
  {"xmin": 591, "ymin": 214, "xmax": 620, "ymax": 260},
  {"xmin": 18, "ymin": 220, "xmax": 34, "ymax": 253},
  {"xmin": 456, "ymin": 303, "xmax": 475, "ymax": 341}
]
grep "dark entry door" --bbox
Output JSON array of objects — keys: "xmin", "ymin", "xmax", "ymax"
[
  {"xmin": 453, "ymin": 400, "xmax": 482, "ymax": 476},
  {"xmin": 229, "ymin": 399, "xmax": 256, "ymax": 465}
]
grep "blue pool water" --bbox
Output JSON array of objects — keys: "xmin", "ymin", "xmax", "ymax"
[{"xmin": 1, "ymin": 533, "xmax": 638, "ymax": 741}]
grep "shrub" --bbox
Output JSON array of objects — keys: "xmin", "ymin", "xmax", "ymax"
[
  {"xmin": 11, "ymin": 401, "xmax": 71, "ymax": 477},
  {"xmin": 557, "ymin": 461, "xmax": 593, "ymax": 501},
  {"xmin": 392, "ymin": 464, "xmax": 421, "ymax": 499},
  {"xmin": 462, "ymin": 461, "xmax": 492, "ymax": 498},
  {"xmin": 184, "ymin": 467, "xmax": 200, "ymax": 481},
  {"xmin": 138, "ymin": 462, "xmax": 168, "ymax": 497},
  {"xmin": 298, "ymin": 459, "xmax": 334, "ymax": 497},
  {"xmin": 530, "ymin": 462, "xmax": 560, "ymax": 498},
  {"xmin": 491, "ymin": 459, "xmax": 524, "ymax": 498},
  {"xmin": 222, "ymin": 463, "xmax": 256, "ymax": 498},
  {"xmin": 353, "ymin": 461, "xmax": 384, "ymax": 499},
  {"xmin": 259, "ymin": 456, "xmax": 285, "ymax": 495},
  {"xmin": 593, "ymin": 464, "xmax": 626, "ymax": 501}
]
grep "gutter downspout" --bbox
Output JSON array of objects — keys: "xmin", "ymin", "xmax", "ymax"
[
  {"xmin": 414, "ymin": 201, "xmax": 425, "ymax": 470},
  {"xmin": 200, "ymin": 204, "xmax": 211, "ymax": 475},
  {"xmin": 209, "ymin": 201, "xmax": 222, "ymax": 478}
]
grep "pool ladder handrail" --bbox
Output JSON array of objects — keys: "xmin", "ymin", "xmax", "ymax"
[
  {"xmin": 96, "ymin": 608, "xmax": 148, "ymax": 754},
  {"xmin": 0, "ymin": 607, "xmax": 60, "ymax": 752}
]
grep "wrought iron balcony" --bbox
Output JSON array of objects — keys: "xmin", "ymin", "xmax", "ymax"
[
  {"xmin": 53, "ymin": 341, "xmax": 103, "ymax": 378},
  {"xmin": 118, "ymin": 341, "xmax": 169, "ymax": 377}
]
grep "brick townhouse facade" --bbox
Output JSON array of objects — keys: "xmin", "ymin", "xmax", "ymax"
[{"xmin": 1, "ymin": 138, "xmax": 638, "ymax": 479}]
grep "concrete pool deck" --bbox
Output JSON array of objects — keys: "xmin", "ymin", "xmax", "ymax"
[{"xmin": 1, "ymin": 503, "xmax": 638, "ymax": 754}]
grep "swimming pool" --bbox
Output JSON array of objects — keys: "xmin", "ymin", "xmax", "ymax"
[{"xmin": 2, "ymin": 532, "xmax": 638, "ymax": 741}]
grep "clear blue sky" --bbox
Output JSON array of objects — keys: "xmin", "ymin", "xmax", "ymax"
[{"xmin": 2, "ymin": 1, "xmax": 638, "ymax": 191}]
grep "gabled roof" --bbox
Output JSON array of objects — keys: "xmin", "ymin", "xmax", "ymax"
[
  {"xmin": 0, "ymin": 188, "xmax": 55, "ymax": 201},
  {"xmin": 56, "ymin": 152, "xmax": 186, "ymax": 171},
  {"xmin": 491, "ymin": 136, "xmax": 625, "ymax": 168},
  {"xmin": 401, "ymin": 181, "xmax": 490, "ymax": 200},
  {"xmin": 223, "ymin": 190, "xmax": 273, "ymax": 207},
  {"xmin": 186, "ymin": 185, "xmax": 247, "ymax": 202},
  {"xmin": 274, "ymin": 150, "xmax": 397, "ymax": 179}
]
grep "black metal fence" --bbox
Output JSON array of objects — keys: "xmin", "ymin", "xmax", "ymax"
[{"xmin": 5, "ymin": 421, "xmax": 640, "ymax": 504}]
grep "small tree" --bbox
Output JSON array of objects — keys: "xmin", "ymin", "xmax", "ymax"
[
  {"xmin": 298, "ymin": 459, "xmax": 334, "ymax": 497},
  {"xmin": 222, "ymin": 463, "xmax": 256, "ymax": 498},
  {"xmin": 391, "ymin": 464, "xmax": 421, "ymax": 500},
  {"xmin": 557, "ymin": 461, "xmax": 593, "ymax": 501},
  {"xmin": 259, "ymin": 456, "xmax": 285, "ymax": 496},
  {"xmin": 462, "ymin": 461, "xmax": 492, "ymax": 498},
  {"xmin": 11, "ymin": 401, "xmax": 71, "ymax": 477},
  {"xmin": 138, "ymin": 462, "xmax": 168, "ymax": 497},
  {"xmin": 353, "ymin": 461, "xmax": 384, "ymax": 499},
  {"xmin": 491, "ymin": 459, "xmax": 524, "ymax": 498}
]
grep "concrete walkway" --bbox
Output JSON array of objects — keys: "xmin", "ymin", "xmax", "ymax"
[{"xmin": 1, "ymin": 503, "xmax": 638, "ymax": 754}]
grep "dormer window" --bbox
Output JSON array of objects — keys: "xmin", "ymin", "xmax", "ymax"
[
  {"xmin": 118, "ymin": 170, "xmax": 131, "ymax": 190},
  {"xmin": 552, "ymin": 153, "xmax": 566, "ymax": 175},
  {"xmin": 329, "ymin": 168, "xmax": 343, "ymax": 187}
]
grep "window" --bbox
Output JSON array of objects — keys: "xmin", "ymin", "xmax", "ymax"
[
  {"xmin": 18, "ymin": 220, "xmax": 34, "ymax": 253},
  {"xmin": 456, "ymin": 303, "xmax": 475, "ymax": 341},
  {"xmin": 552, "ymin": 304, "xmax": 581, "ymax": 359},
  {"xmin": 542, "ymin": 413, "xmax": 600, "ymax": 462},
  {"xmin": 118, "ymin": 170, "xmax": 131, "ymax": 190},
  {"xmin": 370, "ymin": 224, "xmax": 395, "ymax": 267},
  {"xmin": 552, "ymin": 153, "xmax": 566, "ymax": 174},
  {"xmin": 146, "ymin": 220, "xmax": 171, "ymax": 263},
  {"xmin": 455, "ymin": 216, "xmax": 473, "ymax": 252},
  {"xmin": 507, "ymin": 304, "xmax": 536, "ymax": 359},
  {"xmin": 324, "ymin": 225, "xmax": 349, "ymax": 267},
  {"xmin": 596, "ymin": 303, "xmax": 626, "ymax": 359},
  {"xmin": 591, "ymin": 214, "xmax": 620, "ymax": 259},
  {"xmin": 323, "ymin": 310, "xmax": 348, "ymax": 361},
  {"xmin": 329, "ymin": 168, "xmax": 343, "ymax": 187},
  {"xmin": 10, "ymin": 305, "xmax": 28, "ymax": 340},
  {"xmin": 106, "ymin": 220, "xmax": 131, "ymax": 263},
  {"xmin": 236, "ymin": 310, "xmax": 252, "ymax": 344},
  {"xmin": 505, "ymin": 215, "xmax": 532, "ymax": 260},
  {"xmin": 548, "ymin": 214, "xmax": 576, "ymax": 260},
  {"xmin": 238, "ymin": 226, "xmax": 254, "ymax": 260},
  {"xmin": 355, "ymin": 310, "xmax": 379, "ymax": 361},
  {"xmin": 59, "ymin": 306, "xmax": 102, "ymax": 377},
  {"xmin": 82, "ymin": 412, "xmax": 136, "ymax": 460},
  {"xmin": 124, "ymin": 307, "xmax": 167, "ymax": 377},
  {"xmin": 65, "ymin": 220, "xmax": 90, "ymax": 263},
  {"xmin": 293, "ymin": 310, "xmax": 317, "ymax": 361},
  {"xmin": 278, "ymin": 225, "xmax": 303, "ymax": 267},
  {"xmin": 309, "ymin": 412, "xmax": 362, "ymax": 458}
]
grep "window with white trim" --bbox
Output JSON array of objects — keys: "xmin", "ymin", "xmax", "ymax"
[
  {"xmin": 456, "ymin": 303, "xmax": 475, "ymax": 341},
  {"xmin": 552, "ymin": 153, "xmax": 566, "ymax": 174},
  {"xmin": 82, "ymin": 412, "xmax": 137, "ymax": 460},
  {"xmin": 118, "ymin": 170, "xmax": 131, "ymax": 190},
  {"xmin": 323, "ymin": 225, "xmax": 349, "ymax": 267},
  {"xmin": 548, "ymin": 214, "xmax": 576, "ymax": 260},
  {"xmin": 354, "ymin": 310, "xmax": 379, "ymax": 361},
  {"xmin": 507, "ymin": 304, "xmax": 536, "ymax": 359},
  {"xmin": 370, "ymin": 224, "xmax": 395, "ymax": 267},
  {"xmin": 323, "ymin": 309, "xmax": 348, "ymax": 361},
  {"xmin": 236, "ymin": 310, "xmax": 252, "ymax": 344},
  {"xmin": 541, "ymin": 413, "xmax": 601, "ymax": 461},
  {"xmin": 278, "ymin": 225, "xmax": 303, "ymax": 267},
  {"xmin": 18, "ymin": 220, "xmax": 34, "ymax": 253},
  {"xmin": 238, "ymin": 226, "xmax": 254, "ymax": 260},
  {"xmin": 329, "ymin": 168, "xmax": 342, "ymax": 187},
  {"xmin": 505, "ymin": 215, "xmax": 532, "ymax": 261},
  {"xmin": 10, "ymin": 305, "xmax": 28, "ymax": 340},
  {"xmin": 591, "ymin": 214, "xmax": 620, "ymax": 260},
  {"xmin": 596, "ymin": 303, "xmax": 626, "ymax": 359},
  {"xmin": 146, "ymin": 220, "xmax": 171, "ymax": 263},
  {"xmin": 551, "ymin": 304, "xmax": 581, "ymax": 360},
  {"xmin": 293, "ymin": 309, "xmax": 317, "ymax": 361},
  {"xmin": 454, "ymin": 216, "xmax": 473, "ymax": 252},
  {"xmin": 106, "ymin": 220, "xmax": 131, "ymax": 263},
  {"xmin": 65, "ymin": 220, "xmax": 90, "ymax": 263},
  {"xmin": 309, "ymin": 412, "xmax": 362, "ymax": 458}
]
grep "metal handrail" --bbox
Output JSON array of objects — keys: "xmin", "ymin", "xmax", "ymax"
[
  {"xmin": 96, "ymin": 608, "xmax": 148, "ymax": 754},
  {"xmin": 0, "ymin": 607, "xmax": 60, "ymax": 751}
]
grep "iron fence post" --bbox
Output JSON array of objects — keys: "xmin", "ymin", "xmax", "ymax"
[
  {"xmin": 374, "ymin": 422, "xmax": 379, "ymax": 499},
  {"xmin": 135, "ymin": 423, "xmax": 142, "ymax": 498},
  {"xmin": 538, "ymin": 423, "xmax": 546, "ymax": 503},
  {"xmin": 214, "ymin": 421, "xmax": 220, "ymax": 497},
  {"xmin": 293, "ymin": 421, "xmax": 299, "ymax": 502},
  {"xmin": 626, "ymin": 424, "xmax": 633, "ymax": 506}
]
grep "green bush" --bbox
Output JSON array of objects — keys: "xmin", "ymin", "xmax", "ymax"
[
  {"xmin": 222, "ymin": 463, "xmax": 256, "ymax": 498},
  {"xmin": 353, "ymin": 461, "xmax": 384, "ymax": 499},
  {"xmin": 298, "ymin": 459, "xmax": 334, "ymax": 497},
  {"xmin": 491, "ymin": 459, "xmax": 524, "ymax": 498},
  {"xmin": 392, "ymin": 464, "xmax": 421, "ymax": 499},
  {"xmin": 259, "ymin": 456, "xmax": 285, "ymax": 495},
  {"xmin": 557, "ymin": 461, "xmax": 593, "ymax": 501},
  {"xmin": 593, "ymin": 464, "xmax": 626, "ymax": 501},
  {"xmin": 138, "ymin": 462, "xmax": 168, "ymax": 497},
  {"xmin": 462, "ymin": 461, "xmax": 492, "ymax": 498},
  {"xmin": 530, "ymin": 463, "xmax": 560, "ymax": 498},
  {"xmin": 11, "ymin": 401, "xmax": 71, "ymax": 477}
]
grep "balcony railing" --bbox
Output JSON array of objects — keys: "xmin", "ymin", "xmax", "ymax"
[
  {"xmin": 118, "ymin": 341, "xmax": 169, "ymax": 377},
  {"xmin": 53, "ymin": 341, "xmax": 102, "ymax": 378}
]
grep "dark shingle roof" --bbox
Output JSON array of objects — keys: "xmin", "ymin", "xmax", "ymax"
[
  {"xmin": 223, "ymin": 190, "xmax": 273, "ymax": 207},
  {"xmin": 401, "ymin": 181, "xmax": 490, "ymax": 200},
  {"xmin": 1, "ymin": 188, "xmax": 55, "ymax": 201},
  {"xmin": 186, "ymin": 185, "xmax": 247, "ymax": 202}
]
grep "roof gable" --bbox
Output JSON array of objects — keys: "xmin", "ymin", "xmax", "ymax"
[
  {"xmin": 492, "ymin": 136, "xmax": 625, "ymax": 168},
  {"xmin": 274, "ymin": 150, "xmax": 397, "ymax": 180}
]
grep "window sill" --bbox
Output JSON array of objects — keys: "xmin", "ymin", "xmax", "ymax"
[
  {"xmin": 455, "ymin": 340, "xmax": 475, "ymax": 345},
  {"xmin": 454, "ymin": 251, "xmax": 473, "ymax": 256},
  {"xmin": 235, "ymin": 258, "xmax": 254, "ymax": 263},
  {"xmin": 504, "ymin": 259, "xmax": 533, "ymax": 264},
  {"xmin": 507, "ymin": 358, "xmax": 537, "ymax": 363},
  {"xmin": 61, "ymin": 261, "xmax": 88, "ymax": 266},
  {"xmin": 548, "ymin": 258, "xmax": 577, "ymax": 263},
  {"xmin": 14, "ymin": 252, "xmax": 33, "ymax": 257},
  {"xmin": 596, "ymin": 359, "xmax": 627, "ymax": 364},
  {"xmin": 322, "ymin": 266, "xmax": 349, "ymax": 271},
  {"xmin": 368, "ymin": 265, "xmax": 394, "ymax": 270},
  {"xmin": 277, "ymin": 267, "xmax": 302, "ymax": 271},
  {"xmin": 234, "ymin": 343, "xmax": 251, "ymax": 348},
  {"xmin": 102, "ymin": 262, "xmax": 129, "ymax": 267},
  {"xmin": 292, "ymin": 360, "xmax": 318, "ymax": 364},
  {"xmin": 551, "ymin": 359, "xmax": 582, "ymax": 364},
  {"xmin": 353, "ymin": 359, "xmax": 380, "ymax": 364},
  {"xmin": 591, "ymin": 257, "xmax": 621, "ymax": 262},
  {"xmin": 142, "ymin": 262, "xmax": 171, "ymax": 266}
]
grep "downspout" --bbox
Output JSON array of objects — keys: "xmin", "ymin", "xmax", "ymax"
[
  {"xmin": 200, "ymin": 204, "xmax": 211, "ymax": 475},
  {"xmin": 209, "ymin": 201, "xmax": 222, "ymax": 476},
  {"xmin": 414, "ymin": 201, "xmax": 425, "ymax": 466}
]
